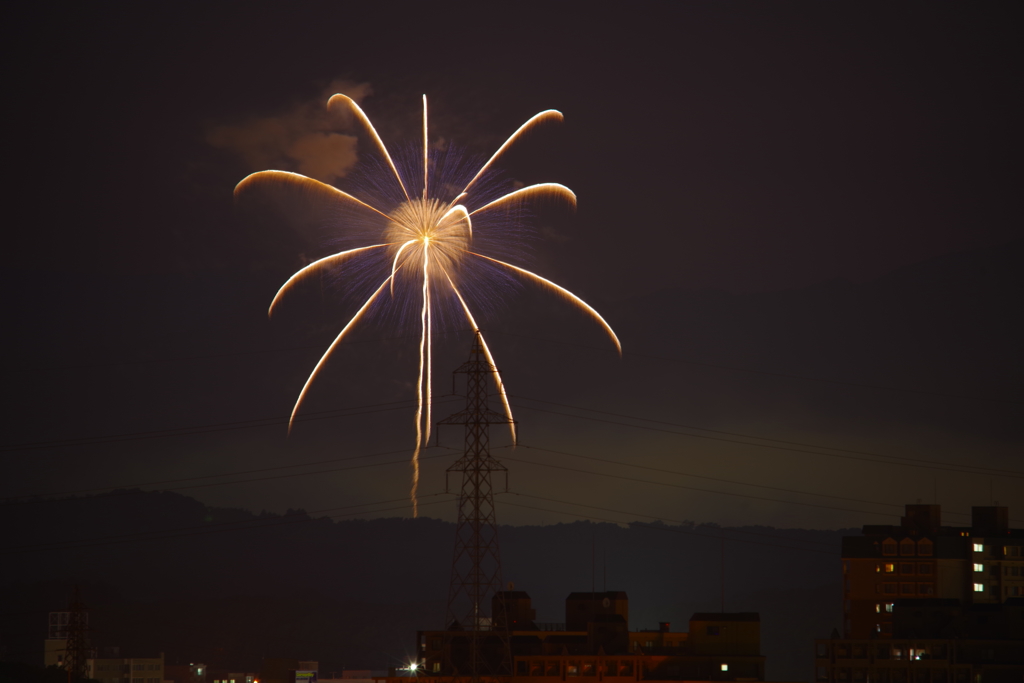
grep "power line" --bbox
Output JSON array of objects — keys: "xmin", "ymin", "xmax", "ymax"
[
  {"xmin": 488, "ymin": 329, "xmax": 1023, "ymax": 405},
  {"xmin": 505, "ymin": 450, "xmax": 1021, "ymax": 525},
  {"xmin": 8, "ymin": 435, "xmax": 1010, "ymax": 527},
  {"xmin": 2, "ymin": 437, "xmax": 969, "ymax": 528},
  {"xmin": 509, "ymin": 402, "xmax": 1024, "ymax": 480},
  {"xmin": 0, "ymin": 396, "xmax": 458, "ymax": 453},
  {"xmin": 7, "ymin": 435, "xmax": 963, "ymax": 534},
  {"xmin": 3, "ymin": 387, "xmax": 1015, "ymax": 529},
  {"xmin": 98, "ymin": 450, "xmax": 454, "ymax": 495},
  {"xmin": 2, "ymin": 445, "xmax": 460, "ymax": 503},
  {"xmin": 31, "ymin": 334, "xmax": 424, "ymax": 373},
  {"xmin": 502, "ymin": 453, "xmax": 925, "ymax": 520},
  {"xmin": 513, "ymin": 443, "xmax": 903, "ymax": 513},
  {"xmin": 28, "ymin": 327, "xmax": 1019, "ymax": 408},
  {"xmin": 512, "ymin": 394, "xmax": 1024, "ymax": 477}
]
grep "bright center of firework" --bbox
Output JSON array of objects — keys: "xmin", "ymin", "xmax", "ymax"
[{"xmin": 384, "ymin": 197, "xmax": 471, "ymax": 278}]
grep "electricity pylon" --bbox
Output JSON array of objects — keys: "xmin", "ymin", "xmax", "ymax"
[{"xmin": 439, "ymin": 331, "xmax": 515, "ymax": 681}]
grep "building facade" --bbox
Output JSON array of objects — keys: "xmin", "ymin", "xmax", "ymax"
[
  {"xmin": 818, "ymin": 504, "xmax": 1024, "ymax": 683},
  {"xmin": 86, "ymin": 654, "xmax": 165, "ymax": 683},
  {"xmin": 408, "ymin": 591, "xmax": 764, "ymax": 683},
  {"xmin": 841, "ymin": 505, "xmax": 1023, "ymax": 639}
]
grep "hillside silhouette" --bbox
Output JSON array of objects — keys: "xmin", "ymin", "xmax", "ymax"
[{"xmin": 1, "ymin": 490, "xmax": 843, "ymax": 680}]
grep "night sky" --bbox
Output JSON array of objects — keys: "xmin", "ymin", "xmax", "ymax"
[{"xmin": 5, "ymin": 2, "xmax": 1022, "ymax": 531}]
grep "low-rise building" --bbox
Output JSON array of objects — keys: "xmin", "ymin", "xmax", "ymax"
[
  {"xmin": 814, "ymin": 598, "xmax": 1024, "ymax": 683},
  {"xmin": 260, "ymin": 658, "xmax": 319, "ymax": 683},
  {"xmin": 165, "ymin": 662, "xmax": 208, "ymax": 683},
  {"xmin": 86, "ymin": 653, "xmax": 165, "ymax": 683},
  {"xmin": 403, "ymin": 591, "xmax": 764, "ymax": 683}
]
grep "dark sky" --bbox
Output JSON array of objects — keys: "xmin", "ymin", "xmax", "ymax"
[{"xmin": 4, "ymin": 2, "xmax": 1022, "ymax": 530}]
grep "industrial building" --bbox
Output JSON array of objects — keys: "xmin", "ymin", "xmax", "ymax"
[
  {"xmin": 391, "ymin": 590, "xmax": 764, "ymax": 683},
  {"xmin": 85, "ymin": 653, "xmax": 165, "ymax": 683}
]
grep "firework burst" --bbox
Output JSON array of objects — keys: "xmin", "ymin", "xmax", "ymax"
[{"xmin": 237, "ymin": 94, "xmax": 620, "ymax": 515}]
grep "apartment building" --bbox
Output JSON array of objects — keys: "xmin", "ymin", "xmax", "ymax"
[{"xmin": 841, "ymin": 505, "xmax": 1023, "ymax": 638}]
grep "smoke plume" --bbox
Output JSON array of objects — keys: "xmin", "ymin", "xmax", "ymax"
[{"xmin": 207, "ymin": 79, "xmax": 372, "ymax": 184}]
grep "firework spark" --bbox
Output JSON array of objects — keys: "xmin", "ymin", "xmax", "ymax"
[{"xmin": 237, "ymin": 94, "xmax": 620, "ymax": 516}]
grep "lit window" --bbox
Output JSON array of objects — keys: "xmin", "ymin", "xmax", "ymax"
[
  {"xmin": 721, "ymin": 664, "xmax": 729, "ymax": 671},
  {"xmin": 875, "ymin": 604, "xmax": 881, "ymax": 613},
  {"xmin": 973, "ymin": 543, "xmax": 983, "ymax": 552},
  {"xmin": 974, "ymin": 563, "xmax": 984, "ymax": 572},
  {"xmin": 973, "ymin": 583, "xmax": 984, "ymax": 592},
  {"xmin": 884, "ymin": 563, "xmax": 895, "ymax": 573},
  {"xmin": 885, "ymin": 603, "xmax": 894, "ymax": 613}
]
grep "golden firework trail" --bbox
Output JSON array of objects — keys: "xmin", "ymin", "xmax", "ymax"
[{"xmin": 236, "ymin": 94, "xmax": 621, "ymax": 516}]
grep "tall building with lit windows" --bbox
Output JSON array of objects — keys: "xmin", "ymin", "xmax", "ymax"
[
  {"xmin": 840, "ymin": 504, "xmax": 1023, "ymax": 639},
  {"xmin": 814, "ymin": 504, "xmax": 1024, "ymax": 683}
]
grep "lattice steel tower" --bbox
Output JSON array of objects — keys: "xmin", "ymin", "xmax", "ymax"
[{"xmin": 439, "ymin": 331, "xmax": 515, "ymax": 681}]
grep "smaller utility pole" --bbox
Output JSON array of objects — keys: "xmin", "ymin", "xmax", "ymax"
[
  {"xmin": 720, "ymin": 528, "xmax": 725, "ymax": 613},
  {"xmin": 64, "ymin": 586, "xmax": 89, "ymax": 683}
]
